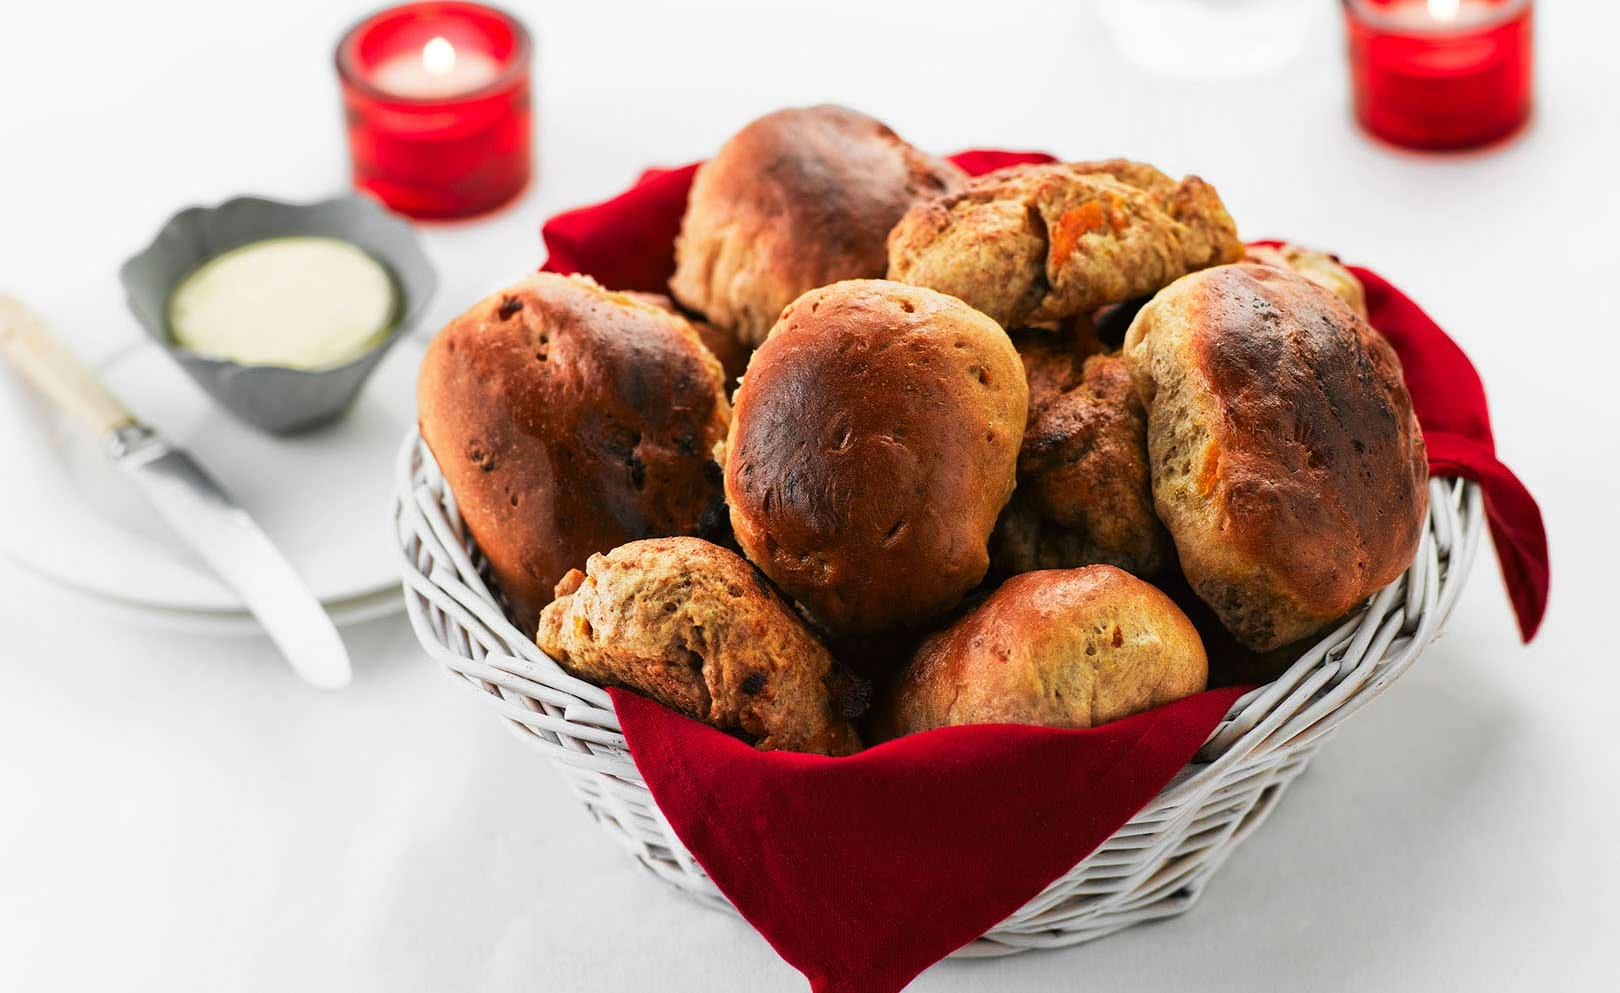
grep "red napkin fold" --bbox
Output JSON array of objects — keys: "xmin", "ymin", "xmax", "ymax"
[
  {"xmin": 541, "ymin": 150, "xmax": 1549, "ymax": 993},
  {"xmin": 609, "ymin": 684, "xmax": 1248, "ymax": 993},
  {"xmin": 1349, "ymin": 266, "xmax": 1549, "ymax": 641}
]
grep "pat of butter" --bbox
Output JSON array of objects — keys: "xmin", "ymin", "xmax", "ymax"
[{"xmin": 169, "ymin": 237, "xmax": 396, "ymax": 369}]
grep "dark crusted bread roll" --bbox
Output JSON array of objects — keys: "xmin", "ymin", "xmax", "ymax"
[
  {"xmin": 993, "ymin": 330, "xmax": 1171, "ymax": 577},
  {"xmin": 875, "ymin": 566, "xmax": 1208, "ymax": 738},
  {"xmin": 1122, "ymin": 263, "xmax": 1428, "ymax": 651},
  {"xmin": 887, "ymin": 159, "xmax": 1243, "ymax": 330},
  {"xmin": 536, "ymin": 538, "xmax": 863, "ymax": 755},
  {"xmin": 670, "ymin": 105, "xmax": 965, "ymax": 348},
  {"xmin": 725, "ymin": 279, "xmax": 1028, "ymax": 640},
  {"xmin": 417, "ymin": 273, "xmax": 730, "ymax": 631}
]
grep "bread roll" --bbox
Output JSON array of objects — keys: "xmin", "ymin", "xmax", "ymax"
[
  {"xmin": 536, "ymin": 538, "xmax": 863, "ymax": 755},
  {"xmin": 993, "ymin": 332, "xmax": 1171, "ymax": 577},
  {"xmin": 888, "ymin": 159, "xmax": 1243, "ymax": 330},
  {"xmin": 623, "ymin": 290, "xmax": 749, "ymax": 391},
  {"xmin": 876, "ymin": 566, "xmax": 1208, "ymax": 738},
  {"xmin": 1153, "ymin": 569, "xmax": 1309, "ymax": 690},
  {"xmin": 1122, "ymin": 263, "xmax": 1428, "ymax": 651},
  {"xmin": 725, "ymin": 280, "xmax": 1028, "ymax": 639},
  {"xmin": 1243, "ymin": 243, "xmax": 1367, "ymax": 317},
  {"xmin": 670, "ymin": 105, "xmax": 964, "ymax": 347},
  {"xmin": 417, "ymin": 273, "xmax": 730, "ymax": 630}
]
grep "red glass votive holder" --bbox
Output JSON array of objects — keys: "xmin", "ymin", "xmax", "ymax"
[
  {"xmin": 1344, "ymin": 0, "xmax": 1532, "ymax": 151},
  {"xmin": 336, "ymin": 2, "xmax": 532, "ymax": 219}
]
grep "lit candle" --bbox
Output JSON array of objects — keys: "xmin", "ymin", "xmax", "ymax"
[
  {"xmin": 335, "ymin": 2, "xmax": 533, "ymax": 219},
  {"xmin": 370, "ymin": 36, "xmax": 500, "ymax": 100},
  {"xmin": 1344, "ymin": 0, "xmax": 1533, "ymax": 151}
]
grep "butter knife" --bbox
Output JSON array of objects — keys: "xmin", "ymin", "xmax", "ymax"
[{"xmin": 0, "ymin": 296, "xmax": 352, "ymax": 689}]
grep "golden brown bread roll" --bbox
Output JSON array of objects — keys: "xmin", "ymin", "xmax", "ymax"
[
  {"xmin": 876, "ymin": 566, "xmax": 1208, "ymax": 738},
  {"xmin": 1122, "ymin": 263, "xmax": 1428, "ymax": 651},
  {"xmin": 887, "ymin": 159, "xmax": 1243, "ymax": 330},
  {"xmin": 992, "ymin": 332, "xmax": 1171, "ymax": 577},
  {"xmin": 1243, "ymin": 243, "xmax": 1368, "ymax": 317},
  {"xmin": 536, "ymin": 538, "xmax": 862, "ymax": 755},
  {"xmin": 417, "ymin": 273, "xmax": 730, "ymax": 631},
  {"xmin": 670, "ymin": 105, "xmax": 965, "ymax": 348},
  {"xmin": 725, "ymin": 279, "xmax": 1028, "ymax": 640}
]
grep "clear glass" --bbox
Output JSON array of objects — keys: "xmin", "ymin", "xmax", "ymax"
[{"xmin": 1094, "ymin": 0, "xmax": 1319, "ymax": 78}]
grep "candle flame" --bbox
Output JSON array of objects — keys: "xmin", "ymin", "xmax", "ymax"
[
  {"xmin": 1427, "ymin": 0, "xmax": 1461, "ymax": 22},
  {"xmin": 422, "ymin": 36, "xmax": 456, "ymax": 75}
]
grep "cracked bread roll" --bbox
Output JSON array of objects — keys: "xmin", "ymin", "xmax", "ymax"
[
  {"xmin": 875, "ymin": 566, "xmax": 1208, "ymax": 738},
  {"xmin": 725, "ymin": 280, "xmax": 1028, "ymax": 640},
  {"xmin": 887, "ymin": 159, "xmax": 1243, "ymax": 330},
  {"xmin": 670, "ymin": 105, "xmax": 965, "ymax": 348},
  {"xmin": 1123, "ymin": 263, "xmax": 1428, "ymax": 651},
  {"xmin": 1243, "ymin": 243, "xmax": 1368, "ymax": 318},
  {"xmin": 536, "ymin": 537, "xmax": 863, "ymax": 755},
  {"xmin": 993, "ymin": 332, "xmax": 1171, "ymax": 577},
  {"xmin": 417, "ymin": 273, "xmax": 730, "ymax": 631}
]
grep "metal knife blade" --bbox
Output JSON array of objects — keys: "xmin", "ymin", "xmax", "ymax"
[
  {"xmin": 110, "ymin": 423, "xmax": 353, "ymax": 690},
  {"xmin": 0, "ymin": 294, "xmax": 351, "ymax": 689}
]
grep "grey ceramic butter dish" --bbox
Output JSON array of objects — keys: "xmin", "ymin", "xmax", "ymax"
[{"xmin": 119, "ymin": 194, "xmax": 436, "ymax": 434}]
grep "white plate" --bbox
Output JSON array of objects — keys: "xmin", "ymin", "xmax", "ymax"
[
  {"xmin": 0, "ymin": 333, "xmax": 423, "ymax": 618},
  {"xmin": 47, "ymin": 582, "xmax": 407, "ymax": 635}
]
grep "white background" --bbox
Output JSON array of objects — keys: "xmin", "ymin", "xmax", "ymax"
[{"xmin": 3, "ymin": 1, "xmax": 1618, "ymax": 990}]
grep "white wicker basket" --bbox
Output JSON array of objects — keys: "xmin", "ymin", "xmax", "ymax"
[{"xmin": 393, "ymin": 429, "xmax": 1483, "ymax": 955}]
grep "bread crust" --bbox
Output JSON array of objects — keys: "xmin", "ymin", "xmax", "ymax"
[
  {"xmin": 536, "ymin": 538, "xmax": 862, "ymax": 755},
  {"xmin": 417, "ymin": 273, "xmax": 730, "ymax": 630},
  {"xmin": 623, "ymin": 290, "xmax": 750, "ymax": 392},
  {"xmin": 1243, "ymin": 243, "xmax": 1368, "ymax": 317},
  {"xmin": 1122, "ymin": 263, "xmax": 1428, "ymax": 650},
  {"xmin": 670, "ymin": 105, "xmax": 964, "ymax": 348},
  {"xmin": 887, "ymin": 159, "xmax": 1243, "ymax": 330},
  {"xmin": 876, "ymin": 566, "xmax": 1208, "ymax": 738},
  {"xmin": 725, "ymin": 280, "xmax": 1028, "ymax": 640},
  {"xmin": 993, "ymin": 335, "xmax": 1171, "ymax": 576}
]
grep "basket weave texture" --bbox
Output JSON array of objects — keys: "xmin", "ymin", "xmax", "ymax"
[{"xmin": 394, "ymin": 430, "xmax": 1482, "ymax": 955}]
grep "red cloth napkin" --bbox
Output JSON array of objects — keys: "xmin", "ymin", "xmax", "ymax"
[
  {"xmin": 1350, "ymin": 266, "xmax": 1549, "ymax": 641},
  {"xmin": 609, "ymin": 683, "xmax": 1248, "ymax": 992},
  {"xmin": 542, "ymin": 151, "xmax": 1549, "ymax": 993}
]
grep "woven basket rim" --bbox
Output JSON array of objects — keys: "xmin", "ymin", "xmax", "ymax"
[{"xmin": 392, "ymin": 425, "xmax": 1484, "ymax": 952}]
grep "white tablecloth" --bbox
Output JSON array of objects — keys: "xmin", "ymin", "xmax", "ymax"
[{"xmin": 3, "ymin": 2, "xmax": 1616, "ymax": 989}]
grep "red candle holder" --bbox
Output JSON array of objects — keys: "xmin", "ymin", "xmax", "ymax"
[
  {"xmin": 1344, "ymin": 0, "xmax": 1532, "ymax": 151},
  {"xmin": 336, "ymin": 2, "xmax": 533, "ymax": 219}
]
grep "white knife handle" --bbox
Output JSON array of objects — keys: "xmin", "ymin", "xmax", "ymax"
[{"xmin": 0, "ymin": 295, "xmax": 135, "ymax": 439}]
